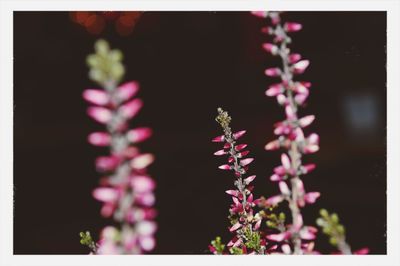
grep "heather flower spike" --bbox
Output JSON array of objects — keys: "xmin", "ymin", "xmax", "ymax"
[
  {"xmin": 255, "ymin": 11, "xmax": 320, "ymax": 254},
  {"xmin": 82, "ymin": 39, "xmax": 156, "ymax": 254},
  {"xmin": 209, "ymin": 108, "xmax": 266, "ymax": 254},
  {"xmin": 316, "ymin": 209, "xmax": 369, "ymax": 254}
]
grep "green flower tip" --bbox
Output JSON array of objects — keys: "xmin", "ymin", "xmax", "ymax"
[
  {"xmin": 215, "ymin": 107, "xmax": 232, "ymax": 129},
  {"xmin": 87, "ymin": 39, "xmax": 125, "ymax": 86},
  {"xmin": 79, "ymin": 231, "xmax": 94, "ymax": 246},
  {"xmin": 95, "ymin": 39, "xmax": 110, "ymax": 55},
  {"xmin": 319, "ymin": 208, "xmax": 329, "ymax": 218}
]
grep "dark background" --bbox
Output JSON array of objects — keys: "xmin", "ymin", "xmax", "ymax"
[{"xmin": 14, "ymin": 12, "xmax": 386, "ymax": 254}]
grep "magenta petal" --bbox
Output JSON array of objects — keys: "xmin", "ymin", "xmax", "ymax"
[
  {"xmin": 270, "ymin": 174, "xmax": 283, "ymax": 182},
  {"xmin": 212, "ymin": 135, "xmax": 225, "ymax": 143},
  {"xmin": 254, "ymin": 219, "xmax": 262, "ymax": 230},
  {"xmin": 247, "ymin": 193, "xmax": 254, "ymax": 203},
  {"xmin": 238, "ymin": 150, "xmax": 250, "ymax": 157},
  {"xmin": 262, "ymin": 43, "xmax": 278, "ymax": 55},
  {"xmin": 295, "ymin": 93, "xmax": 309, "ymax": 105},
  {"xmin": 131, "ymin": 153, "xmax": 155, "ymax": 170},
  {"xmin": 353, "ymin": 248, "xmax": 369, "ymax": 255},
  {"xmin": 288, "ymin": 53, "xmax": 302, "ymax": 64},
  {"xmin": 265, "ymin": 67, "xmax": 282, "ymax": 77},
  {"xmin": 233, "ymin": 130, "xmax": 246, "ymax": 140},
  {"xmin": 83, "ymin": 89, "xmax": 109, "ymax": 105},
  {"xmin": 279, "ymin": 181, "xmax": 290, "ymax": 195},
  {"xmin": 240, "ymin": 158, "xmax": 254, "ymax": 167},
  {"xmin": 265, "ymin": 140, "xmax": 280, "ymax": 151},
  {"xmin": 139, "ymin": 236, "xmax": 156, "ymax": 251},
  {"xmin": 116, "ymin": 81, "xmax": 139, "ymax": 102},
  {"xmin": 303, "ymin": 144, "xmax": 319, "ymax": 154},
  {"xmin": 93, "ymin": 187, "xmax": 119, "ymax": 202},
  {"xmin": 227, "ymin": 237, "xmax": 237, "ymax": 247},
  {"xmin": 281, "ymin": 153, "xmax": 291, "ymax": 170},
  {"xmin": 226, "ymin": 190, "xmax": 239, "ymax": 197},
  {"xmin": 213, "ymin": 149, "xmax": 227, "ymax": 156},
  {"xmin": 293, "ymin": 127, "xmax": 305, "ymax": 142},
  {"xmin": 304, "ymin": 192, "xmax": 320, "ymax": 204},
  {"xmin": 308, "ymin": 133, "xmax": 320, "ymax": 145},
  {"xmin": 131, "ymin": 175, "xmax": 156, "ymax": 193},
  {"xmin": 119, "ymin": 99, "xmax": 143, "ymax": 119},
  {"xmin": 218, "ymin": 164, "xmax": 231, "ymax": 170},
  {"xmin": 100, "ymin": 203, "xmax": 115, "ymax": 218},
  {"xmin": 274, "ymin": 165, "xmax": 286, "ymax": 176},
  {"xmin": 298, "ymin": 115, "xmax": 315, "ymax": 128},
  {"xmin": 87, "ymin": 107, "xmax": 112, "ymax": 124},
  {"xmin": 135, "ymin": 192, "xmax": 155, "ymax": 206},
  {"xmin": 127, "ymin": 127, "xmax": 152, "ymax": 143},
  {"xmin": 266, "ymin": 195, "xmax": 284, "ymax": 205},
  {"xmin": 293, "ymin": 82, "xmax": 309, "ymax": 94},
  {"xmin": 277, "ymin": 94, "xmax": 287, "ymax": 105},
  {"xmin": 88, "ymin": 132, "xmax": 110, "ymax": 146},
  {"xmin": 251, "ymin": 11, "xmax": 268, "ymax": 18},
  {"xmin": 95, "ymin": 156, "xmax": 119, "ymax": 171},
  {"xmin": 266, "ymin": 83, "xmax": 284, "ymax": 97},
  {"xmin": 302, "ymin": 164, "xmax": 316, "ymax": 174},
  {"xmin": 229, "ymin": 222, "xmax": 242, "ymax": 232},
  {"xmin": 137, "ymin": 221, "xmax": 157, "ymax": 236},
  {"xmin": 232, "ymin": 238, "xmax": 242, "ymax": 248},
  {"xmin": 282, "ymin": 244, "xmax": 292, "ymax": 254},
  {"xmin": 266, "ymin": 232, "xmax": 290, "ymax": 242},
  {"xmin": 235, "ymin": 144, "xmax": 248, "ymax": 151},
  {"xmin": 293, "ymin": 60, "xmax": 310, "ymax": 74},
  {"xmin": 232, "ymin": 196, "xmax": 240, "ymax": 206},
  {"xmin": 284, "ymin": 22, "xmax": 302, "ymax": 32},
  {"xmin": 299, "ymin": 231, "xmax": 315, "ymax": 241},
  {"xmin": 244, "ymin": 175, "xmax": 256, "ymax": 184}
]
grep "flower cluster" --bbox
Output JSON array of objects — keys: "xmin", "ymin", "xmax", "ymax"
[
  {"xmin": 210, "ymin": 108, "xmax": 265, "ymax": 255},
  {"xmin": 316, "ymin": 209, "xmax": 369, "ymax": 255},
  {"xmin": 82, "ymin": 39, "xmax": 156, "ymax": 254},
  {"xmin": 252, "ymin": 11, "xmax": 320, "ymax": 255},
  {"xmin": 251, "ymin": 11, "xmax": 368, "ymax": 255}
]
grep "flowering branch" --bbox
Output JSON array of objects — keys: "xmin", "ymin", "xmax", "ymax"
[
  {"xmin": 316, "ymin": 209, "xmax": 369, "ymax": 255},
  {"xmin": 210, "ymin": 108, "xmax": 265, "ymax": 255},
  {"xmin": 79, "ymin": 231, "xmax": 98, "ymax": 254},
  {"xmin": 82, "ymin": 39, "xmax": 156, "ymax": 254},
  {"xmin": 252, "ymin": 11, "xmax": 320, "ymax": 255}
]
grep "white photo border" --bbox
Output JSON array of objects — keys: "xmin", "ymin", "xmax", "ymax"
[{"xmin": 1, "ymin": 0, "xmax": 398, "ymax": 266}]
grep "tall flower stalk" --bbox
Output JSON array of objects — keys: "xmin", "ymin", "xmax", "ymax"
[
  {"xmin": 252, "ymin": 11, "xmax": 320, "ymax": 254},
  {"xmin": 82, "ymin": 39, "xmax": 156, "ymax": 254},
  {"xmin": 210, "ymin": 108, "xmax": 265, "ymax": 255}
]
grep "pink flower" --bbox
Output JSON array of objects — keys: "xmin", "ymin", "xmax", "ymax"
[
  {"xmin": 267, "ymin": 231, "xmax": 290, "ymax": 242},
  {"xmin": 262, "ymin": 43, "xmax": 279, "ymax": 55},
  {"xmin": 265, "ymin": 195, "xmax": 285, "ymax": 206},
  {"xmin": 265, "ymin": 83, "xmax": 285, "ymax": 97},
  {"xmin": 251, "ymin": 11, "xmax": 268, "ymax": 18},
  {"xmin": 119, "ymin": 98, "xmax": 143, "ymax": 119},
  {"xmin": 83, "ymin": 89, "xmax": 109, "ymax": 106},
  {"xmin": 126, "ymin": 127, "xmax": 152, "ymax": 143},
  {"xmin": 88, "ymin": 132, "xmax": 111, "ymax": 146},
  {"xmin": 115, "ymin": 81, "xmax": 139, "ymax": 102},
  {"xmin": 87, "ymin": 106, "xmax": 112, "ymax": 124},
  {"xmin": 265, "ymin": 67, "xmax": 282, "ymax": 77},
  {"xmin": 292, "ymin": 60, "xmax": 310, "ymax": 74},
  {"xmin": 284, "ymin": 22, "xmax": 302, "ymax": 32}
]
